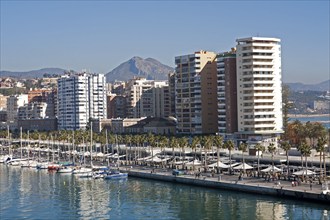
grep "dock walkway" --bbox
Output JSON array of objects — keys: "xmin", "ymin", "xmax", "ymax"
[{"xmin": 121, "ymin": 166, "xmax": 330, "ymax": 204}]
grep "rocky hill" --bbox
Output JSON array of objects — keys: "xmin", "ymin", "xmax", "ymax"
[{"xmin": 106, "ymin": 56, "xmax": 174, "ymax": 82}]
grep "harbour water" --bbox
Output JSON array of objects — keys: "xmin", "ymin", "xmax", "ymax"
[
  {"xmin": 1, "ymin": 164, "xmax": 329, "ymax": 219},
  {"xmin": 289, "ymin": 115, "xmax": 330, "ymax": 129}
]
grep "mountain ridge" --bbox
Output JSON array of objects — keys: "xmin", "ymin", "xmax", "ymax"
[
  {"xmin": 0, "ymin": 68, "xmax": 67, "ymax": 78},
  {"xmin": 105, "ymin": 56, "xmax": 174, "ymax": 82},
  {"xmin": 1, "ymin": 65, "xmax": 328, "ymax": 92},
  {"xmin": 286, "ymin": 80, "xmax": 329, "ymax": 92}
]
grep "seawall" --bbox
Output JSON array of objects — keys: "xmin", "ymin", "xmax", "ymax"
[{"xmin": 126, "ymin": 169, "xmax": 330, "ymax": 204}]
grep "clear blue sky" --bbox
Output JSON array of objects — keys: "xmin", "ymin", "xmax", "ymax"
[{"xmin": 1, "ymin": 1, "xmax": 329, "ymax": 84}]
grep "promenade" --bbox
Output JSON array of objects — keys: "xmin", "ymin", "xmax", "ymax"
[{"xmin": 121, "ymin": 165, "xmax": 330, "ymax": 204}]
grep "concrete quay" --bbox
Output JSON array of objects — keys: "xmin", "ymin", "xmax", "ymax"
[{"xmin": 121, "ymin": 166, "xmax": 330, "ymax": 204}]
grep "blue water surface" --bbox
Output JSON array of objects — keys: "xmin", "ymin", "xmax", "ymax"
[{"xmin": 0, "ymin": 165, "xmax": 329, "ymax": 220}]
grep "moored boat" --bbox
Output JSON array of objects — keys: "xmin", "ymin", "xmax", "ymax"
[
  {"xmin": 48, "ymin": 163, "xmax": 61, "ymax": 170},
  {"xmin": 103, "ymin": 170, "xmax": 128, "ymax": 180},
  {"xmin": 57, "ymin": 166, "xmax": 73, "ymax": 173}
]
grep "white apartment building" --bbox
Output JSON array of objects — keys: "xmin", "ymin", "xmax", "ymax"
[
  {"xmin": 57, "ymin": 72, "xmax": 106, "ymax": 130},
  {"xmin": 6, "ymin": 94, "xmax": 29, "ymax": 127},
  {"xmin": 126, "ymin": 78, "xmax": 169, "ymax": 118},
  {"xmin": 236, "ymin": 37, "xmax": 283, "ymax": 138},
  {"xmin": 18, "ymin": 102, "xmax": 48, "ymax": 119},
  {"xmin": 175, "ymin": 51, "xmax": 218, "ymax": 134}
]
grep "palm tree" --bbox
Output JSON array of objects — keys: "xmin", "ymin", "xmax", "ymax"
[
  {"xmin": 213, "ymin": 135, "xmax": 223, "ymax": 174},
  {"xmin": 224, "ymin": 140, "xmax": 234, "ymax": 175},
  {"xmin": 132, "ymin": 135, "xmax": 139, "ymax": 164},
  {"xmin": 300, "ymin": 141, "xmax": 312, "ymax": 177},
  {"xmin": 255, "ymin": 143, "xmax": 265, "ymax": 175},
  {"xmin": 147, "ymin": 133, "xmax": 156, "ymax": 166},
  {"xmin": 202, "ymin": 136, "xmax": 213, "ymax": 172},
  {"xmin": 280, "ymin": 141, "xmax": 291, "ymax": 176},
  {"xmin": 169, "ymin": 136, "xmax": 177, "ymax": 168},
  {"xmin": 125, "ymin": 134, "xmax": 133, "ymax": 165},
  {"xmin": 316, "ymin": 136, "xmax": 328, "ymax": 181},
  {"xmin": 238, "ymin": 142, "xmax": 248, "ymax": 173},
  {"xmin": 267, "ymin": 143, "xmax": 276, "ymax": 170},
  {"xmin": 190, "ymin": 136, "xmax": 200, "ymax": 172},
  {"xmin": 178, "ymin": 137, "xmax": 188, "ymax": 169}
]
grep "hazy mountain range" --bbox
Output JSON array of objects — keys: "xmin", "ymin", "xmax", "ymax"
[
  {"xmin": 0, "ymin": 58, "xmax": 328, "ymax": 91},
  {"xmin": 286, "ymin": 80, "xmax": 329, "ymax": 92},
  {"xmin": 0, "ymin": 68, "xmax": 67, "ymax": 78}
]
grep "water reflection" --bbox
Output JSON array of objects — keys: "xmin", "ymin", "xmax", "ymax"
[{"xmin": 0, "ymin": 165, "xmax": 329, "ymax": 220}]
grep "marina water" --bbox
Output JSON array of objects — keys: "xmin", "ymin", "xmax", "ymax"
[{"xmin": 1, "ymin": 164, "xmax": 329, "ymax": 219}]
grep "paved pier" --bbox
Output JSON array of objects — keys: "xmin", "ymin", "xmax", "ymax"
[{"xmin": 121, "ymin": 166, "xmax": 330, "ymax": 204}]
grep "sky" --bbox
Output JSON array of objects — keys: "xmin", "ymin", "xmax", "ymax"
[{"xmin": 0, "ymin": 1, "xmax": 329, "ymax": 84}]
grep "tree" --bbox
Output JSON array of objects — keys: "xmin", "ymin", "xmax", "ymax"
[
  {"xmin": 202, "ymin": 136, "xmax": 213, "ymax": 172},
  {"xmin": 158, "ymin": 135, "xmax": 168, "ymax": 168},
  {"xmin": 224, "ymin": 140, "xmax": 234, "ymax": 175},
  {"xmin": 282, "ymin": 84, "xmax": 293, "ymax": 141},
  {"xmin": 238, "ymin": 142, "xmax": 248, "ymax": 173},
  {"xmin": 267, "ymin": 143, "xmax": 276, "ymax": 170},
  {"xmin": 178, "ymin": 137, "xmax": 188, "ymax": 169},
  {"xmin": 316, "ymin": 136, "xmax": 328, "ymax": 181},
  {"xmin": 255, "ymin": 143, "xmax": 266, "ymax": 175},
  {"xmin": 288, "ymin": 120, "xmax": 306, "ymax": 146},
  {"xmin": 190, "ymin": 136, "xmax": 200, "ymax": 171},
  {"xmin": 169, "ymin": 136, "xmax": 177, "ymax": 168},
  {"xmin": 280, "ymin": 141, "xmax": 291, "ymax": 176},
  {"xmin": 299, "ymin": 141, "xmax": 312, "ymax": 178},
  {"xmin": 147, "ymin": 133, "xmax": 156, "ymax": 166},
  {"xmin": 213, "ymin": 135, "xmax": 223, "ymax": 174}
]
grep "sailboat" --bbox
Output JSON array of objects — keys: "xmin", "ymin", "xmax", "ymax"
[
  {"xmin": 48, "ymin": 135, "xmax": 61, "ymax": 170},
  {"xmin": 21, "ymin": 131, "xmax": 38, "ymax": 168},
  {"xmin": 73, "ymin": 123, "xmax": 93, "ymax": 178},
  {"xmin": 103, "ymin": 135, "xmax": 128, "ymax": 180}
]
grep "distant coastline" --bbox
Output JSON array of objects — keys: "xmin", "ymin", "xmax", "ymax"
[{"xmin": 288, "ymin": 114, "xmax": 330, "ymax": 118}]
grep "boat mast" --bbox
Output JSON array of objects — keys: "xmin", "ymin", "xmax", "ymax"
[
  {"xmin": 72, "ymin": 130, "xmax": 75, "ymax": 164},
  {"xmin": 82, "ymin": 137, "xmax": 85, "ymax": 166},
  {"xmin": 7, "ymin": 125, "xmax": 11, "ymax": 156},
  {"xmin": 116, "ymin": 134, "xmax": 120, "ymax": 169},
  {"xmin": 106, "ymin": 129, "xmax": 109, "ymax": 166},
  {"xmin": 38, "ymin": 134, "xmax": 41, "ymax": 161},
  {"xmin": 90, "ymin": 121, "xmax": 93, "ymax": 167},
  {"xmin": 20, "ymin": 127, "xmax": 22, "ymax": 160},
  {"xmin": 27, "ymin": 130, "xmax": 29, "ymax": 161},
  {"xmin": 51, "ymin": 135, "xmax": 54, "ymax": 163}
]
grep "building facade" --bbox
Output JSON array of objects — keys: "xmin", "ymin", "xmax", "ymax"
[
  {"xmin": 6, "ymin": 94, "xmax": 29, "ymax": 128},
  {"xmin": 217, "ymin": 49, "xmax": 238, "ymax": 135},
  {"xmin": 236, "ymin": 37, "xmax": 283, "ymax": 140},
  {"xmin": 0, "ymin": 94, "xmax": 8, "ymax": 110},
  {"xmin": 106, "ymin": 93, "xmax": 127, "ymax": 119},
  {"xmin": 125, "ymin": 78, "xmax": 169, "ymax": 118},
  {"xmin": 57, "ymin": 72, "xmax": 106, "ymax": 130},
  {"xmin": 175, "ymin": 51, "xmax": 218, "ymax": 134}
]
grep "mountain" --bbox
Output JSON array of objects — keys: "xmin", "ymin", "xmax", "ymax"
[
  {"xmin": 106, "ymin": 56, "xmax": 174, "ymax": 82},
  {"xmin": 286, "ymin": 80, "xmax": 330, "ymax": 92},
  {"xmin": 0, "ymin": 68, "xmax": 67, "ymax": 78}
]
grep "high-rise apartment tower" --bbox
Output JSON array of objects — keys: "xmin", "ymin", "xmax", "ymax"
[
  {"xmin": 57, "ymin": 72, "xmax": 106, "ymax": 130},
  {"xmin": 236, "ymin": 37, "xmax": 283, "ymax": 138},
  {"xmin": 175, "ymin": 51, "xmax": 218, "ymax": 134}
]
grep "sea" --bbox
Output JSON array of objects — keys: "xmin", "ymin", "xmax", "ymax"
[
  {"xmin": 0, "ymin": 164, "xmax": 329, "ymax": 220},
  {"xmin": 289, "ymin": 115, "xmax": 330, "ymax": 129}
]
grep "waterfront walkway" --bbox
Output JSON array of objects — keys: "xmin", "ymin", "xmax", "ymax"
[{"xmin": 121, "ymin": 165, "xmax": 330, "ymax": 204}]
